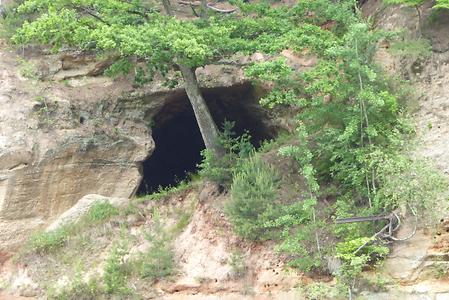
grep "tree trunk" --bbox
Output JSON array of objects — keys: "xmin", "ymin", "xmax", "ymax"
[
  {"xmin": 162, "ymin": 0, "xmax": 174, "ymax": 16},
  {"xmin": 415, "ymin": 5, "xmax": 422, "ymax": 38},
  {"xmin": 200, "ymin": 0, "xmax": 208, "ymax": 18},
  {"xmin": 178, "ymin": 64, "xmax": 223, "ymax": 155},
  {"xmin": 160, "ymin": 0, "xmax": 223, "ymax": 157}
]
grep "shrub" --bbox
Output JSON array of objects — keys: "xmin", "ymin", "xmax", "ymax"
[
  {"xmin": 47, "ymin": 277, "xmax": 103, "ymax": 300},
  {"xmin": 304, "ymin": 282, "xmax": 337, "ymax": 300},
  {"xmin": 226, "ymin": 155, "xmax": 281, "ymax": 240},
  {"xmin": 388, "ymin": 38, "xmax": 432, "ymax": 59},
  {"xmin": 335, "ymin": 238, "xmax": 389, "ymax": 296},
  {"xmin": 138, "ymin": 220, "xmax": 175, "ymax": 283},
  {"xmin": 435, "ymin": 0, "xmax": 449, "ymax": 9},
  {"xmin": 137, "ymin": 180, "xmax": 192, "ymax": 202},
  {"xmin": 0, "ymin": 1, "xmax": 26, "ymax": 39},
  {"xmin": 18, "ymin": 58, "xmax": 38, "ymax": 79},
  {"xmin": 103, "ymin": 242, "xmax": 131, "ymax": 295},
  {"xmin": 374, "ymin": 156, "xmax": 449, "ymax": 225},
  {"xmin": 198, "ymin": 149, "xmax": 234, "ymax": 185},
  {"xmin": 228, "ymin": 251, "xmax": 247, "ymax": 278},
  {"xmin": 28, "ymin": 227, "xmax": 70, "ymax": 254},
  {"xmin": 138, "ymin": 239, "xmax": 175, "ymax": 283},
  {"xmin": 199, "ymin": 120, "xmax": 254, "ymax": 187},
  {"xmin": 86, "ymin": 201, "xmax": 119, "ymax": 223}
]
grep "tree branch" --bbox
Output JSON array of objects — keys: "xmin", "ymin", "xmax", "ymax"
[
  {"xmin": 189, "ymin": 2, "xmax": 200, "ymax": 17},
  {"xmin": 77, "ymin": 7, "xmax": 111, "ymax": 25},
  {"xmin": 178, "ymin": 1, "xmax": 237, "ymax": 13},
  {"xmin": 207, "ymin": 60, "xmax": 252, "ymax": 67},
  {"xmin": 206, "ymin": 3, "xmax": 236, "ymax": 13}
]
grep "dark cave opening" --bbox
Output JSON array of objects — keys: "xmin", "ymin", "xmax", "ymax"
[{"xmin": 137, "ymin": 83, "xmax": 276, "ymax": 195}]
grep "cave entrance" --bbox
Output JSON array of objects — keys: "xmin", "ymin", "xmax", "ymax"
[{"xmin": 137, "ymin": 83, "xmax": 275, "ymax": 195}]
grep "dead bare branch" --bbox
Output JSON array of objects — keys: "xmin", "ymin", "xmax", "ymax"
[
  {"xmin": 206, "ymin": 3, "xmax": 236, "ymax": 13},
  {"xmin": 388, "ymin": 205, "xmax": 417, "ymax": 241},
  {"xmin": 338, "ymin": 206, "xmax": 418, "ymax": 255},
  {"xmin": 178, "ymin": 1, "xmax": 236, "ymax": 13}
]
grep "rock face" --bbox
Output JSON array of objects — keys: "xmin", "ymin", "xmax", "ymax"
[
  {"xmin": 361, "ymin": 1, "xmax": 449, "ymax": 298},
  {"xmin": 0, "ymin": 41, "xmax": 268, "ymax": 251},
  {"xmin": 0, "ymin": 46, "xmax": 152, "ymax": 251},
  {"xmin": 363, "ymin": 3, "xmax": 449, "ymax": 173}
]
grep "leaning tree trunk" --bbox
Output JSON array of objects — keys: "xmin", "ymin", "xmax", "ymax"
[
  {"xmin": 161, "ymin": 0, "xmax": 223, "ymax": 157},
  {"xmin": 178, "ymin": 64, "xmax": 223, "ymax": 156}
]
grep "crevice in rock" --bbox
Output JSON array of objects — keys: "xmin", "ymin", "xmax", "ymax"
[{"xmin": 137, "ymin": 83, "xmax": 275, "ymax": 195}]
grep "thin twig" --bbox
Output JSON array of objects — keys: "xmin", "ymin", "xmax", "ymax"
[
  {"xmin": 353, "ymin": 223, "xmax": 390, "ymax": 255},
  {"xmin": 77, "ymin": 7, "xmax": 111, "ymax": 25},
  {"xmin": 312, "ymin": 209, "xmax": 322, "ymax": 257}
]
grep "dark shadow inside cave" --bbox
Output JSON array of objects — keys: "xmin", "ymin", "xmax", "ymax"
[{"xmin": 137, "ymin": 83, "xmax": 276, "ymax": 195}]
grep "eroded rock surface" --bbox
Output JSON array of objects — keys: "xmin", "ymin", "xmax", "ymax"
[
  {"xmin": 362, "ymin": 1, "xmax": 449, "ymax": 298},
  {"xmin": 0, "ymin": 45, "xmax": 153, "ymax": 251},
  {"xmin": 0, "ymin": 41, "xmax": 266, "ymax": 252}
]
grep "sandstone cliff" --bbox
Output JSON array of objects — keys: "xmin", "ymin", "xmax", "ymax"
[{"xmin": 1, "ymin": 0, "xmax": 449, "ymax": 299}]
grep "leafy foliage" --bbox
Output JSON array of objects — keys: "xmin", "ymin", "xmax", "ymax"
[
  {"xmin": 86, "ymin": 202, "xmax": 119, "ymax": 223},
  {"xmin": 137, "ymin": 220, "xmax": 176, "ymax": 283},
  {"xmin": 388, "ymin": 38, "xmax": 432, "ymax": 59},
  {"xmin": 303, "ymin": 282, "xmax": 338, "ymax": 300},
  {"xmin": 385, "ymin": 0, "xmax": 449, "ymax": 9},
  {"xmin": 137, "ymin": 179, "xmax": 193, "ymax": 202},
  {"xmin": 9, "ymin": 0, "xmax": 365, "ymax": 78},
  {"xmin": 228, "ymin": 250, "xmax": 247, "ymax": 278},
  {"xmin": 435, "ymin": 0, "xmax": 449, "ymax": 9},
  {"xmin": 247, "ymin": 16, "xmax": 413, "ymax": 220},
  {"xmin": 241, "ymin": 0, "xmax": 447, "ymax": 291},
  {"xmin": 199, "ymin": 121, "xmax": 254, "ymax": 186},
  {"xmin": 104, "ymin": 241, "xmax": 132, "ymax": 295},
  {"xmin": 28, "ymin": 227, "xmax": 70, "ymax": 254},
  {"xmin": 226, "ymin": 155, "xmax": 280, "ymax": 240},
  {"xmin": 384, "ymin": 0, "xmax": 449, "ymax": 11},
  {"xmin": 335, "ymin": 238, "xmax": 389, "ymax": 294},
  {"xmin": 267, "ymin": 198, "xmax": 323, "ymax": 272},
  {"xmin": 47, "ymin": 276, "xmax": 103, "ymax": 300},
  {"xmin": 383, "ymin": 0, "xmax": 425, "ymax": 6},
  {"xmin": 374, "ymin": 156, "xmax": 449, "ymax": 224},
  {"xmin": 336, "ymin": 238, "xmax": 389, "ymax": 262}
]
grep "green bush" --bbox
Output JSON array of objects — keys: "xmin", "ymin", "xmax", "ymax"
[
  {"xmin": 199, "ymin": 121, "xmax": 254, "ymax": 187},
  {"xmin": 435, "ymin": 0, "xmax": 449, "ymax": 9},
  {"xmin": 303, "ymin": 282, "xmax": 337, "ymax": 300},
  {"xmin": 335, "ymin": 238, "xmax": 389, "ymax": 295},
  {"xmin": 137, "ymin": 180, "xmax": 192, "ymax": 202},
  {"xmin": 104, "ymin": 242, "xmax": 131, "ymax": 295},
  {"xmin": 228, "ymin": 251, "xmax": 247, "ymax": 278},
  {"xmin": 0, "ymin": 1, "xmax": 26, "ymax": 39},
  {"xmin": 374, "ymin": 156, "xmax": 448, "ymax": 223},
  {"xmin": 28, "ymin": 227, "xmax": 70, "ymax": 254},
  {"xmin": 18, "ymin": 58, "xmax": 38, "ymax": 79},
  {"xmin": 86, "ymin": 201, "xmax": 119, "ymax": 223},
  {"xmin": 225, "ymin": 155, "xmax": 281, "ymax": 240},
  {"xmin": 138, "ymin": 238, "xmax": 175, "ymax": 283},
  {"xmin": 198, "ymin": 149, "xmax": 234, "ymax": 185},
  {"xmin": 138, "ymin": 220, "xmax": 176, "ymax": 283},
  {"xmin": 47, "ymin": 277, "xmax": 103, "ymax": 300}
]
